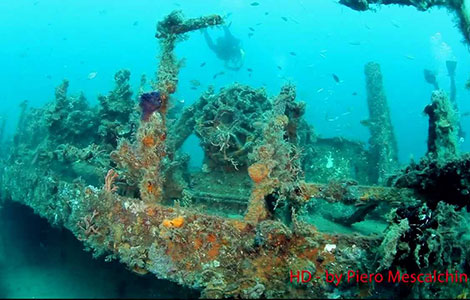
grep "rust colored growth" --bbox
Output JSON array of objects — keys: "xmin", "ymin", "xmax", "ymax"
[
  {"xmin": 142, "ymin": 135, "xmax": 156, "ymax": 147},
  {"xmin": 322, "ymin": 181, "xmax": 348, "ymax": 202},
  {"xmin": 248, "ymin": 163, "xmax": 270, "ymax": 183},
  {"xmin": 295, "ymin": 242, "xmax": 336, "ymax": 277},
  {"xmin": 244, "ymin": 187, "xmax": 270, "ymax": 224},
  {"xmin": 194, "ymin": 237, "xmax": 204, "ymax": 250},
  {"xmin": 207, "ymin": 242, "xmax": 221, "ymax": 259},
  {"xmin": 162, "ymin": 216, "xmax": 185, "ymax": 228},
  {"xmin": 166, "ymin": 241, "xmax": 187, "ymax": 262},
  {"xmin": 77, "ymin": 209, "xmax": 100, "ymax": 240},
  {"xmin": 230, "ymin": 219, "xmax": 250, "ymax": 232},
  {"xmin": 146, "ymin": 181, "xmax": 157, "ymax": 194},
  {"xmin": 250, "ymin": 255, "xmax": 284, "ymax": 282},
  {"xmin": 257, "ymin": 145, "xmax": 274, "ymax": 160},
  {"xmin": 206, "ymin": 233, "xmax": 217, "ymax": 243},
  {"xmin": 145, "ymin": 204, "xmax": 158, "ymax": 217},
  {"xmin": 358, "ymin": 186, "xmax": 383, "ymax": 203},
  {"xmin": 165, "ymin": 82, "xmax": 176, "ymax": 94},
  {"xmin": 298, "ymin": 182, "xmax": 319, "ymax": 201},
  {"xmin": 104, "ymin": 169, "xmax": 119, "ymax": 193}
]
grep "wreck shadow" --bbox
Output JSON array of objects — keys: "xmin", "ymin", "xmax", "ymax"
[{"xmin": 0, "ymin": 201, "xmax": 199, "ymax": 299}]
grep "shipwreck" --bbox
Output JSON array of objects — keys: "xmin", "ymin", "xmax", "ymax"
[{"xmin": 1, "ymin": 1, "xmax": 470, "ymax": 298}]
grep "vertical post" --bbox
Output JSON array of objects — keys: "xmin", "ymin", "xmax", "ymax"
[
  {"xmin": 364, "ymin": 62, "xmax": 399, "ymax": 184},
  {"xmin": 113, "ymin": 11, "xmax": 223, "ymax": 203},
  {"xmin": 424, "ymin": 90, "xmax": 459, "ymax": 161}
]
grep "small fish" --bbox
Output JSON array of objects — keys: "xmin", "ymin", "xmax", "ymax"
[
  {"xmin": 332, "ymin": 74, "xmax": 340, "ymax": 83},
  {"xmin": 316, "ymin": 88, "xmax": 324, "ymax": 93},
  {"xmin": 327, "ymin": 116, "xmax": 339, "ymax": 122},
  {"xmin": 319, "ymin": 53, "xmax": 326, "ymax": 59},
  {"xmin": 133, "ymin": 21, "xmax": 139, "ymax": 26},
  {"xmin": 190, "ymin": 79, "xmax": 201, "ymax": 87},
  {"xmin": 200, "ymin": 62, "xmax": 206, "ymax": 67},
  {"xmin": 247, "ymin": 68, "xmax": 253, "ymax": 72},
  {"xmin": 250, "ymin": 2, "xmax": 260, "ymax": 6},
  {"xmin": 46, "ymin": 75, "xmax": 52, "ymax": 80},
  {"xmin": 256, "ymin": 22, "xmax": 262, "ymax": 26},
  {"xmin": 462, "ymin": 111, "xmax": 470, "ymax": 117},
  {"xmin": 87, "ymin": 72, "xmax": 98, "ymax": 80},
  {"xmin": 341, "ymin": 111, "xmax": 351, "ymax": 116},
  {"xmin": 404, "ymin": 54, "xmax": 415, "ymax": 60},
  {"xmin": 264, "ymin": 12, "xmax": 269, "ymax": 15},
  {"xmin": 281, "ymin": 16, "xmax": 288, "ymax": 22},
  {"xmin": 352, "ymin": 92, "xmax": 357, "ymax": 96},
  {"xmin": 348, "ymin": 41, "xmax": 361, "ymax": 46},
  {"xmin": 248, "ymin": 32, "xmax": 254, "ymax": 38},
  {"xmin": 249, "ymin": 27, "xmax": 255, "ymax": 31},
  {"xmin": 277, "ymin": 65, "xmax": 282, "ymax": 70},
  {"xmin": 289, "ymin": 51, "xmax": 297, "ymax": 56},
  {"xmin": 391, "ymin": 20, "xmax": 400, "ymax": 28},
  {"xmin": 179, "ymin": 99, "xmax": 185, "ymax": 104},
  {"xmin": 466, "ymin": 79, "xmax": 470, "ymax": 90},
  {"xmin": 289, "ymin": 17, "xmax": 300, "ymax": 24},
  {"xmin": 213, "ymin": 71, "xmax": 225, "ymax": 79},
  {"xmin": 191, "ymin": 86, "xmax": 198, "ymax": 90}
]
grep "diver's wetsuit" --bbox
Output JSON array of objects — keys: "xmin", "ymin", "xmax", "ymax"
[{"xmin": 203, "ymin": 26, "xmax": 244, "ymax": 70}]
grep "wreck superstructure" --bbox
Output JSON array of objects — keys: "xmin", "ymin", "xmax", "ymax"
[{"xmin": 1, "ymin": 6, "xmax": 470, "ymax": 299}]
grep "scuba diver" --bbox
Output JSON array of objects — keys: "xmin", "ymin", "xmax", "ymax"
[
  {"xmin": 203, "ymin": 25, "xmax": 245, "ymax": 71},
  {"xmin": 423, "ymin": 69, "xmax": 439, "ymax": 90}
]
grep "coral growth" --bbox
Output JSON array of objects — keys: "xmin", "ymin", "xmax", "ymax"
[
  {"xmin": 364, "ymin": 62, "xmax": 398, "ymax": 183},
  {"xmin": 248, "ymin": 163, "xmax": 270, "ymax": 183},
  {"xmin": 424, "ymin": 90, "xmax": 459, "ymax": 161},
  {"xmin": 45, "ymin": 80, "xmax": 97, "ymax": 147},
  {"xmin": 193, "ymin": 84, "xmax": 272, "ymax": 171},
  {"xmin": 162, "ymin": 216, "xmax": 185, "ymax": 228},
  {"xmin": 97, "ymin": 69, "xmax": 137, "ymax": 148}
]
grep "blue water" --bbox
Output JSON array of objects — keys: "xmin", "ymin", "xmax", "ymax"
[
  {"xmin": 1, "ymin": 0, "xmax": 469, "ymax": 164},
  {"xmin": 1, "ymin": 0, "xmax": 469, "ymax": 165}
]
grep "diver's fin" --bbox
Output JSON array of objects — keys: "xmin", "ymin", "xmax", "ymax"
[{"xmin": 446, "ymin": 60, "xmax": 457, "ymax": 77}]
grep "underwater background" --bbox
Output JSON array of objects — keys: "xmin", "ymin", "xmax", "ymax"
[{"xmin": 0, "ymin": 0, "xmax": 470, "ymax": 298}]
